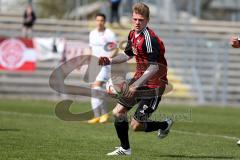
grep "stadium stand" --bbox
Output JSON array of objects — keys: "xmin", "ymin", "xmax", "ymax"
[{"xmin": 0, "ymin": 14, "xmax": 239, "ymax": 105}]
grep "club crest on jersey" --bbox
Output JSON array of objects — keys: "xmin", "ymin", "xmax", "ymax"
[
  {"xmin": 136, "ymin": 39, "xmax": 141, "ymax": 46},
  {"xmin": 132, "ymin": 46, "xmax": 137, "ymax": 55}
]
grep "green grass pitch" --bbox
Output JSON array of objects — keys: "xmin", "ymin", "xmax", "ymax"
[{"xmin": 0, "ymin": 99, "xmax": 239, "ymax": 160}]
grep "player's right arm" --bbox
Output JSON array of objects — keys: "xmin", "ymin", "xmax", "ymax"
[
  {"xmin": 98, "ymin": 53, "xmax": 132, "ymax": 65},
  {"xmin": 111, "ymin": 53, "xmax": 132, "ymax": 64},
  {"xmin": 99, "ymin": 31, "xmax": 134, "ymax": 66}
]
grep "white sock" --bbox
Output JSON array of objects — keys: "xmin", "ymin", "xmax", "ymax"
[
  {"xmin": 100, "ymin": 99, "xmax": 108, "ymax": 115},
  {"xmin": 91, "ymin": 86, "xmax": 107, "ymax": 117}
]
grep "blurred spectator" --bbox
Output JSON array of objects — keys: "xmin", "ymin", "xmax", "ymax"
[
  {"xmin": 230, "ymin": 35, "xmax": 240, "ymax": 48},
  {"xmin": 109, "ymin": 0, "xmax": 122, "ymax": 27},
  {"xmin": 22, "ymin": 5, "xmax": 36, "ymax": 38}
]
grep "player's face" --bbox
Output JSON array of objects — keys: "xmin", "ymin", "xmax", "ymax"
[
  {"xmin": 132, "ymin": 12, "xmax": 149, "ymax": 32},
  {"xmin": 95, "ymin": 16, "xmax": 105, "ymax": 31}
]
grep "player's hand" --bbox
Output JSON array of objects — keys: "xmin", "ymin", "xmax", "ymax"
[
  {"xmin": 98, "ymin": 57, "xmax": 111, "ymax": 66},
  {"xmin": 231, "ymin": 36, "xmax": 240, "ymax": 48},
  {"xmin": 124, "ymin": 86, "xmax": 137, "ymax": 98}
]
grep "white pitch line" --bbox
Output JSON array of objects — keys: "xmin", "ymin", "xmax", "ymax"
[
  {"xmin": 172, "ymin": 129, "xmax": 239, "ymax": 141},
  {"xmin": 0, "ymin": 111, "xmax": 56, "ymax": 119}
]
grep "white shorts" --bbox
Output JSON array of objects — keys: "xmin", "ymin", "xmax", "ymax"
[{"xmin": 96, "ymin": 65, "xmax": 111, "ymax": 82}]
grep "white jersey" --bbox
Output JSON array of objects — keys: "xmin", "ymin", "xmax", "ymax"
[{"xmin": 89, "ymin": 28, "xmax": 116, "ymax": 58}]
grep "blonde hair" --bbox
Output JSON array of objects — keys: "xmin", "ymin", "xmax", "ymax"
[{"xmin": 132, "ymin": 3, "xmax": 150, "ymax": 19}]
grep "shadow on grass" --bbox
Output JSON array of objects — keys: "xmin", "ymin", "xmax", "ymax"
[
  {"xmin": 0, "ymin": 128, "xmax": 21, "ymax": 132},
  {"xmin": 159, "ymin": 154, "xmax": 235, "ymax": 159}
]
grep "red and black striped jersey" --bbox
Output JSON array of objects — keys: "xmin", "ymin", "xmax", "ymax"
[{"xmin": 124, "ymin": 27, "xmax": 168, "ymax": 88}]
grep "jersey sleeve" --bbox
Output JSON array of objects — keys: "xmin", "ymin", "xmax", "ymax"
[
  {"xmin": 110, "ymin": 31, "xmax": 117, "ymax": 43},
  {"xmin": 124, "ymin": 32, "xmax": 134, "ymax": 57},
  {"xmin": 89, "ymin": 31, "xmax": 93, "ymax": 48},
  {"xmin": 143, "ymin": 35, "xmax": 161, "ymax": 63}
]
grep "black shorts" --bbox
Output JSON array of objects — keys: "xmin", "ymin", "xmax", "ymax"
[
  {"xmin": 117, "ymin": 86, "xmax": 164, "ymax": 122},
  {"xmin": 23, "ymin": 22, "xmax": 34, "ymax": 28}
]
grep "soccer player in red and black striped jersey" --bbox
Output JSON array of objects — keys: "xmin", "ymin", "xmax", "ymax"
[{"xmin": 99, "ymin": 3, "xmax": 173, "ymax": 156}]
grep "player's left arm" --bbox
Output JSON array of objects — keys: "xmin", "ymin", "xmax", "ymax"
[
  {"xmin": 132, "ymin": 36, "xmax": 161, "ymax": 87},
  {"xmin": 131, "ymin": 64, "xmax": 159, "ymax": 88},
  {"xmin": 125, "ymin": 36, "xmax": 161, "ymax": 97},
  {"xmin": 125, "ymin": 64, "xmax": 159, "ymax": 98}
]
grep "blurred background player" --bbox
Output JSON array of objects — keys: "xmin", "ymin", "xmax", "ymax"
[
  {"xmin": 230, "ymin": 35, "xmax": 240, "ymax": 146},
  {"xmin": 22, "ymin": 4, "xmax": 36, "ymax": 38},
  {"xmin": 88, "ymin": 13, "xmax": 117, "ymax": 124},
  {"xmin": 99, "ymin": 3, "xmax": 173, "ymax": 155},
  {"xmin": 231, "ymin": 35, "xmax": 240, "ymax": 48}
]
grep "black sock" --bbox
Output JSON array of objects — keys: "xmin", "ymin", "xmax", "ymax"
[
  {"xmin": 114, "ymin": 116, "xmax": 130, "ymax": 150},
  {"xmin": 144, "ymin": 121, "xmax": 168, "ymax": 132}
]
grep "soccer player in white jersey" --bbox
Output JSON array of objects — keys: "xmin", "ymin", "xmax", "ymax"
[{"xmin": 88, "ymin": 13, "xmax": 117, "ymax": 124}]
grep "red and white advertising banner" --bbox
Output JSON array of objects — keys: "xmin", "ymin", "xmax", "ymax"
[
  {"xmin": 33, "ymin": 37, "xmax": 66, "ymax": 61},
  {"xmin": 33, "ymin": 38, "xmax": 89, "ymax": 62},
  {"xmin": 0, "ymin": 37, "xmax": 89, "ymax": 71},
  {"xmin": 64, "ymin": 40, "xmax": 89, "ymax": 61},
  {"xmin": 0, "ymin": 37, "xmax": 36, "ymax": 71}
]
